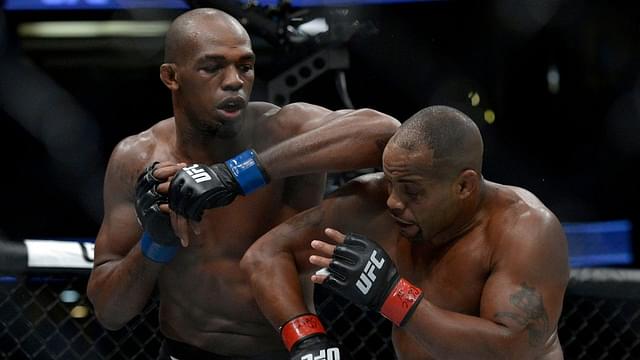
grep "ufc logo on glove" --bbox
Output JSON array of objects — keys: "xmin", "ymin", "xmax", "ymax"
[
  {"xmin": 301, "ymin": 348, "xmax": 341, "ymax": 360},
  {"xmin": 356, "ymin": 250, "xmax": 385, "ymax": 295},
  {"xmin": 183, "ymin": 164, "xmax": 212, "ymax": 183}
]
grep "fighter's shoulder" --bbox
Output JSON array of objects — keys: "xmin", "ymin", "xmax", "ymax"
[
  {"xmin": 107, "ymin": 118, "xmax": 174, "ymax": 177},
  {"xmin": 252, "ymin": 101, "xmax": 330, "ymax": 124},
  {"xmin": 490, "ymin": 183, "xmax": 565, "ymax": 246}
]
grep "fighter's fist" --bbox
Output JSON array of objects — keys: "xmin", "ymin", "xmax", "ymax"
[
  {"xmin": 168, "ymin": 149, "xmax": 269, "ymax": 221},
  {"xmin": 310, "ymin": 230, "xmax": 423, "ymax": 327},
  {"xmin": 135, "ymin": 162, "xmax": 181, "ymax": 263}
]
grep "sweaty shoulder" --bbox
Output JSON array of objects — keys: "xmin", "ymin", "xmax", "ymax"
[
  {"xmin": 112, "ymin": 119, "xmax": 173, "ymax": 163},
  {"xmin": 106, "ymin": 118, "xmax": 175, "ymax": 190},
  {"xmin": 252, "ymin": 101, "xmax": 332, "ymax": 133},
  {"xmin": 487, "ymin": 183, "xmax": 566, "ymax": 258}
]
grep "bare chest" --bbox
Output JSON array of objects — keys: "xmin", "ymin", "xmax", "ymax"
[
  {"xmin": 396, "ymin": 234, "xmax": 492, "ymax": 315},
  {"xmin": 173, "ymin": 180, "xmax": 293, "ymax": 260}
]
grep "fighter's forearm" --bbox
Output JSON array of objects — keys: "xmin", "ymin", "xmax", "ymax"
[
  {"xmin": 259, "ymin": 109, "xmax": 399, "ymax": 179},
  {"xmin": 87, "ymin": 246, "xmax": 162, "ymax": 330},
  {"xmin": 403, "ymin": 300, "xmax": 537, "ymax": 360},
  {"xmin": 242, "ymin": 250, "xmax": 310, "ymax": 330}
]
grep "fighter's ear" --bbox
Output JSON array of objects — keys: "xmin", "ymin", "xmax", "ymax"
[
  {"xmin": 456, "ymin": 169, "xmax": 479, "ymax": 200},
  {"xmin": 160, "ymin": 63, "xmax": 179, "ymax": 90}
]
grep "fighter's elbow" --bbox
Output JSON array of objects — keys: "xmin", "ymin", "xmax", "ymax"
[
  {"xmin": 93, "ymin": 308, "xmax": 128, "ymax": 331},
  {"xmin": 355, "ymin": 109, "xmax": 400, "ymax": 144},
  {"xmin": 240, "ymin": 243, "xmax": 268, "ymax": 274},
  {"xmin": 87, "ymin": 293, "xmax": 128, "ymax": 330},
  {"xmin": 86, "ymin": 272, "xmax": 130, "ymax": 330},
  {"xmin": 363, "ymin": 109, "xmax": 400, "ymax": 132}
]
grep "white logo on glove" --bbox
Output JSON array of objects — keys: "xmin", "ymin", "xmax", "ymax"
[
  {"xmin": 356, "ymin": 250, "xmax": 385, "ymax": 295},
  {"xmin": 184, "ymin": 164, "xmax": 212, "ymax": 183},
  {"xmin": 301, "ymin": 348, "xmax": 341, "ymax": 360}
]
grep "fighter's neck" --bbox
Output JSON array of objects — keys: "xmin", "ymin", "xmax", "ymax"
[
  {"xmin": 172, "ymin": 116, "xmax": 252, "ymax": 164},
  {"xmin": 430, "ymin": 179, "xmax": 490, "ymax": 248}
]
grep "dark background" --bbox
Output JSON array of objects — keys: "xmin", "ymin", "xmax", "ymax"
[{"xmin": 0, "ymin": 0, "xmax": 638, "ymax": 261}]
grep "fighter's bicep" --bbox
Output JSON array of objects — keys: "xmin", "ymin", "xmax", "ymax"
[
  {"xmin": 479, "ymin": 220, "xmax": 568, "ymax": 347},
  {"xmin": 94, "ymin": 142, "xmax": 146, "ymax": 266},
  {"xmin": 480, "ymin": 270, "xmax": 551, "ymax": 349},
  {"xmin": 94, "ymin": 200, "xmax": 142, "ymax": 265},
  {"xmin": 272, "ymin": 102, "xmax": 335, "ymax": 134}
]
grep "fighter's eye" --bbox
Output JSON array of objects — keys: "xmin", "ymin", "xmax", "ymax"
[
  {"xmin": 403, "ymin": 185, "xmax": 421, "ymax": 199},
  {"xmin": 239, "ymin": 64, "xmax": 254, "ymax": 73},
  {"xmin": 202, "ymin": 65, "xmax": 222, "ymax": 73}
]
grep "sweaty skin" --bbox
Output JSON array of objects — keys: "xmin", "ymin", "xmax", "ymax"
[
  {"xmin": 242, "ymin": 108, "xmax": 569, "ymax": 360},
  {"xmin": 86, "ymin": 8, "xmax": 399, "ymax": 356}
]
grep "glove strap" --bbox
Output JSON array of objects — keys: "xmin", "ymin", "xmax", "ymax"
[
  {"xmin": 380, "ymin": 278, "xmax": 424, "ymax": 327},
  {"xmin": 140, "ymin": 232, "xmax": 178, "ymax": 263},
  {"xmin": 280, "ymin": 313, "xmax": 326, "ymax": 352},
  {"xmin": 225, "ymin": 149, "xmax": 269, "ymax": 195}
]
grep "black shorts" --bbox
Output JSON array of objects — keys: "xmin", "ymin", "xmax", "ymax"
[{"xmin": 158, "ymin": 337, "xmax": 289, "ymax": 360}]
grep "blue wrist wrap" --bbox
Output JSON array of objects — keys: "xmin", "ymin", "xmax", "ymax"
[
  {"xmin": 225, "ymin": 149, "xmax": 269, "ymax": 195},
  {"xmin": 140, "ymin": 232, "xmax": 178, "ymax": 263}
]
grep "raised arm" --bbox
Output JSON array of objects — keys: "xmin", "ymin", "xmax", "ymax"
[
  {"xmin": 258, "ymin": 104, "xmax": 400, "ymax": 178},
  {"xmin": 240, "ymin": 173, "xmax": 394, "ymax": 358},
  {"xmin": 168, "ymin": 105, "xmax": 400, "ymax": 221},
  {"xmin": 241, "ymin": 205, "xmax": 327, "ymax": 328},
  {"xmin": 87, "ymin": 139, "xmax": 181, "ymax": 330}
]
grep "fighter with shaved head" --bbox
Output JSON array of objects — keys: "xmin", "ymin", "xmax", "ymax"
[
  {"xmin": 243, "ymin": 105, "xmax": 569, "ymax": 359},
  {"xmin": 87, "ymin": 8, "xmax": 399, "ymax": 359}
]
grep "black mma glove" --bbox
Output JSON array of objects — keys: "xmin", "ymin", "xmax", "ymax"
[
  {"xmin": 169, "ymin": 149, "xmax": 269, "ymax": 221},
  {"xmin": 135, "ymin": 162, "xmax": 180, "ymax": 263},
  {"xmin": 324, "ymin": 233, "xmax": 424, "ymax": 326},
  {"xmin": 281, "ymin": 314, "xmax": 348, "ymax": 360}
]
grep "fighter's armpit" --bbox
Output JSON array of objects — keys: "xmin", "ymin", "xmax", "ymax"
[{"xmin": 494, "ymin": 282, "xmax": 550, "ymax": 347}]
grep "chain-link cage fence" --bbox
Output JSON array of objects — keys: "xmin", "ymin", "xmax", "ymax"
[
  {"xmin": 2, "ymin": 268, "xmax": 640, "ymax": 359},
  {"xmin": 0, "ymin": 274, "xmax": 161, "ymax": 360},
  {"xmin": 558, "ymin": 268, "xmax": 640, "ymax": 360},
  {"xmin": 314, "ymin": 285, "xmax": 394, "ymax": 359}
]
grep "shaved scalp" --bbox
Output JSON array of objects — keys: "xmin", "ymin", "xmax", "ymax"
[
  {"xmin": 164, "ymin": 8, "xmax": 249, "ymax": 63},
  {"xmin": 391, "ymin": 105, "xmax": 484, "ymax": 179}
]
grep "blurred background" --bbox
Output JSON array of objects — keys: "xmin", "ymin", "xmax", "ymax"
[{"xmin": 0, "ymin": 0, "xmax": 638, "ymax": 263}]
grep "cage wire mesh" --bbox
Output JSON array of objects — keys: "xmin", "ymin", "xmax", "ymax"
[{"xmin": 2, "ymin": 272, "xmax": 640, "ymax": 359}]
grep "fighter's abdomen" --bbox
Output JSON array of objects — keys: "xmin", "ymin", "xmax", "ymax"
[{"xmin": 153, "ymin": 180, "xmax": 320, "ymax": 354}]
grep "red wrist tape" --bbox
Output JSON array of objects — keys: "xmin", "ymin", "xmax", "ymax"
[
  {"xmin": 280, "ymin": 314, "xmax": 326, "ymax": 351},
  {"xmin": 380, "ymin": 278, "xmax": 424, "ymax": 327}
]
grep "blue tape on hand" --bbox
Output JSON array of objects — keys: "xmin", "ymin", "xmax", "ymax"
[
  {"xmin": 225, "ymin": 149, "xmax": 269, "ymax": 195},
  {"xmin": 140, "ymin": 233, "xmax": 178, "ymax": 263}
]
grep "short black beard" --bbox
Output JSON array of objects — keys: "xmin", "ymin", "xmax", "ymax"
[
  {"xmin": 214, "ymin": 121, "xmax": 240, "ymax": 139},
  {"xmin": 200, "ymin": 120, "xmax": 223, "ymax": 137}
]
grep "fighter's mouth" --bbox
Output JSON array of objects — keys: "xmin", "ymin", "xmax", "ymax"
[
  {"xmin": 218, "ymin": 97, "xmax": 247, "ymax": 112},
  {"xmin": 389, "ymin": 214, "xmax": 415, "ymax": 226}
]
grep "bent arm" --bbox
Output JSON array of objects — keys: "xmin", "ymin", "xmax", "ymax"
[
  {"xmin": 241, "ymin": 174, "xmax": 392, "ymax": 330},
  {"xmin": 402, "ymin": 213, "xmax": 569, "ymax": 359},
  {"xmin": 259, "ymin": 105, "xmax": 400, "ymax": 179},
  {"xmin": 241, "ymin": 204, "xmax": 329, "ymax": 329},
  {"xmin": 86, "ymin": 141, "xmax": 163, "ymax": 330}
]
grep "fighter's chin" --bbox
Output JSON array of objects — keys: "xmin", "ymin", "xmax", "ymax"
[
  {"xmin": 216, "ymin": 123, "xmax": 240, "ymax": 139},
  {"xmin": 398, "ymin": 224, "xmax": 423, "ymax": 242}
]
